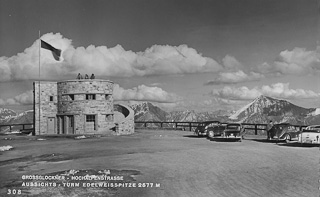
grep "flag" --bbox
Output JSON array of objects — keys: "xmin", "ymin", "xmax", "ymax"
[{"xmin": 41, "ymin": 40, "xmax": 61, "ymax": 61}]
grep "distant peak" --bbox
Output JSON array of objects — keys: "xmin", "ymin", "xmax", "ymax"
[{"xmin": 254, "ymin": 95, "xmax": 276, "ymax": 101}]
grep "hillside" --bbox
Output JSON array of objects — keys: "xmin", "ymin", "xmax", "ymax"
[{"xmin": 228, "ymin": 95, "xmax": 318, "ymax": 124}]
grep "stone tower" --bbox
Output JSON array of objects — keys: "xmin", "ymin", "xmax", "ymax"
[{"xmin": 33, "ymin": 79, "xmax": 134, "ymax": 135}]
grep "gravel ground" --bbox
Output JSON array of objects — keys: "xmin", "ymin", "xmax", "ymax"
[{"xmin": 0, "ymin": 129, "xmax": 319, "ymax": 197}]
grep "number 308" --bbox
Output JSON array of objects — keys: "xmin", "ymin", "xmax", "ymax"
[{"xmin": 7, "ymin": 189, "xmax": 22, "ymax": 195}]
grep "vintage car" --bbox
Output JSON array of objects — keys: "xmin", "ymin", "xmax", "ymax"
[
  {"xmin": 207, "ymin": 124, "xmax": 226, "ymax": 139},
  {"xmin": 267, "ymin": 123, "xmax": 300, "ymax": 143},
  {"xmin": 219, "ymin": 123, "xmax": 245, "ymax": 142},
  {"xmin": 299, "ymin": 125, "xmax": 320, "ymax": 144},
  {"xmin": 194, "ymin": 121, "xmax": 220, "ymax": 137}
]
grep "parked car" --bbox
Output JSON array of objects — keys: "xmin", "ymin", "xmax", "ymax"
[
  {"xmin": 207, "ymin": 124, "xmax": 226, "ymax": 139},
  {"xmin": 221, "ymin": 123, "xmax": 245, "ymax": 142},
  {"xmin": 194, "ymin": 121, "xmax": 220, "ymax": 137},
  {"xmin": 299, "ymin": 125, "xmax": 320, "ymax": 144},
  {"xmin": 267, "ymin": 123, "xmax": 300, "ymax": 143}
]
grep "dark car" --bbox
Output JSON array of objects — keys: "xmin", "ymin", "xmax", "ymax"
[
  {"xmin": 222, "ymin": 123, "xmax": 245, "ymax": 142},
  {"xmin": 267, "ymin": 123, "xmax": 300, "ymax": 143},
  {"xmin": 194, "ymin": 121, "xmax": 220, "ymax": 137},
  {"xmin": 207, "ymin": 124, "xmax": 226, "ymax": 139}
]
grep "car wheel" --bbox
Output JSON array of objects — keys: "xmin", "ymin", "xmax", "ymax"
[
  {"xmin": 208, "ymin": 130, "xmax": 214, "ymax": 138},
  {"xmin": 284, "ymin": 134, "xmax": 291, "ymax": 143}
]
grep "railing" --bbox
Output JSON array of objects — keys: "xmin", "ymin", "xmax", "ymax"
[
  {"xmin": 134, "ymin": 121, "xmax": 308, "ymax": 135},
  {"xmin": 0, "ymin": 122, "xmax": 308, "ymax": 136},
  {"xmin": 0, "ymin": 123, "xmax": 33, "ymax": 133}
]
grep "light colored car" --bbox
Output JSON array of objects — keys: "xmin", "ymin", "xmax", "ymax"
[{"xmin": 299, "ymin": 125, "xmax": 320, "ymax": 144}]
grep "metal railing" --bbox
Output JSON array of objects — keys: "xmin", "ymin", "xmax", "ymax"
[
  {"xmin": 0, "ymin": 123, "xmax": 34, "ymax": 133},
  {"xmin": 0, "ymin": 122, "xmax": 308, "ymax": 136},
  {"xmin": 134, "ymin": 121, "xmax": 308, "ymax": 135}
]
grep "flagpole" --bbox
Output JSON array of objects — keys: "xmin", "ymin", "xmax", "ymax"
[{"xmin": 38, "ymin": 31, "xmax": 41, "ymax": 135}]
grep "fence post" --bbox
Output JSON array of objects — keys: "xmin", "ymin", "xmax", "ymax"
[
  {"xmin": 255, "ymin": 125, "xmax": 258, "ymax": 135},
  {"xmin": 175, "ymin": 123, "xmax": 178, "ymax": 130},
  {"xmin": 144, "ymin": 122, "xmax": 147, "ymax": 128},
  {"xmin": 189, "ymin": 122, "xmax": 192, "ymax": 131},
  {"xmin": 160, "ymin": 122, "xmax": 163, "ymax": 129}
]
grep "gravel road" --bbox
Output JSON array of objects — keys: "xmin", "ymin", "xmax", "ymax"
[{"xmin": 0, "ymin": 129, "xmax": 318, "ymax": 197}]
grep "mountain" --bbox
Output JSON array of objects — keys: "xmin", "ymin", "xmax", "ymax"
[
  {"xmin": 8, "ymin": 110, "xmax": 34, "ymax": 124},
  {"xmin": 229, "ymin": 95, "xmax": 317, "ymax": 124},
  {"xmin": 130, "ymin": 102, "xmax": 230, "ymax": 123},
  {"xmin": 1, "ymin": 96, "xmax": 319, "ymax": 130},
  {"xmin": 130, "ymin": 102, "xmax": 168, "ymax": 122},
  {"xmin": 0, "ymin": 109, "xmax": 33, "ymax": 132},
  {"xmin": 167, "ymin": 110, "xmax": 230, "ymax": 122},
  {"xmin": 0, "ymin": 108, "xmax": 17, "ymax": 121}
]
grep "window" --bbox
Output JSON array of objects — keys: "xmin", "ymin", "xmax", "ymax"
[
  {"xmin": 49, "ymin": 96, "xmax": 53, "ymax": 101},
  {"xmin": 86, "ymin": 115, "xmax": 95, "ymax": 122},
  {"xmin": 86, "ymin": 115, "xmax": 96, "ymax": 130},
  {"xmin": 86, "ymin": 94, "xmax": 96, "ymax": 100}
]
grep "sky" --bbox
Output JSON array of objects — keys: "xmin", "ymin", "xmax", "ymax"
[{"xmin": 0, "ymin": 0, "xmax": 320, "ymax": 113}]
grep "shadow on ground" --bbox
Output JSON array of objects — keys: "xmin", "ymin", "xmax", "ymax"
[
  {"xmin": 182, "ymin": 135, "xmax": 206, "ymax": 138},
  {"xmin": 208, "ymin": 138, "xmax": 242, "ymax": 142},
  {"xmin": 276, "ymin": 142, "xmax": 320, "ymax": 148},
  {"xmin": 248, "ymin": 139, "xmax": 285, "ymax": 144}
]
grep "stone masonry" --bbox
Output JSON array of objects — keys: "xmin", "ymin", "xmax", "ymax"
[{"xmin": 33, "ymin": 79, "xmax": 134, "ymax": 135}]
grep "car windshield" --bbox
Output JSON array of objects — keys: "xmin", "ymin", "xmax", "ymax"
[
  {"xmin": 304, "ymin": 126, "xmax": 320, "ymax": 132},
  {"xmin": 306, "ymin": 126, "xmax": 320, "ymax": 129},
  {"xmin": 226, "ymin": 125, "xmax": 240, "ymax": 130}
]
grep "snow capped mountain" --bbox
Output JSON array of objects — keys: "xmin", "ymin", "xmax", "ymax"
[
  {"xmin": 0, "ymin": 109, "xmax": 33, "ymax": 125},
  {"xmin": 228, "ymin": 95, "xmax": 316, "ymax": 124},
  {"xmin": 1, "ymin": 97, "xmax": 319, "ymax": 129},
  {"xmin": 130, "ymin": 102, "xmax": 230, "ymax": 123},
  {"xmin": 167, "ymin": 110, "xmax": 230, "ymax": 122},
  {"xmin": 130, "ymin": 102, "xmax": 168, "ymax": 121},
  {"xmin": 308, "ymin": 108, "xmax": 320, "ymax": 116},
  {"xmin": 0, "ymin": 108, "xmax": 17, "ymax": 120}
]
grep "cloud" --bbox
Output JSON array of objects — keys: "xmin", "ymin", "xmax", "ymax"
[
  {"xmin": 113, "ymin": 84, "xmax": 181, "ymax": 103},
  {"xmin": 0, "ymin": 32, "xmax": 225, "ymax": 81},
  {"xmin": 211, "ymin": 83, "xmax": 320, "ymax": 100},
  {"xmin": 222, "ymin": 55, "xmax": 243, "ymax": 70},
  {"xmin": 0, "ymin": 84, "xmax": 179, "ymax": 106},
  {"xmin": 256, "ymin": 47, "xmax": 320, "ymax": 75},
  {"xmin": 205, "ymin": 70, "xmax": 264, "ymax": 85},
  {"xmin": 0, "ymin": 90, "xmax": 33, "ymax": 106}
]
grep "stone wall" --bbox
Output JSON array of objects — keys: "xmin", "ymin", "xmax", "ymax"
[
  {"xmin": 33, "ymin": 79, "xmax": 134, "ymax": 136},
  {"xmin": 57, "ymin": 79, "xmax": 115, "ymax": 134},
  {"xmin": 114, "ymin": 103, "xmax": 135, "ymax": 135},
  {"xmin": 33, "ymin": 81, "xmax": 58, "ymax": 135}
]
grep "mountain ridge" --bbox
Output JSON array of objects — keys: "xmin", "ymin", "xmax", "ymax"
[{"xmin": 1, "ymin": 96, "xmax": 319, "ymax": 127}]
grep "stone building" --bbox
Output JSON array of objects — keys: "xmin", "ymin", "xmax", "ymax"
[{"xmin": 33, "ymin": 79, "xmax": 134, "ymax": 135}]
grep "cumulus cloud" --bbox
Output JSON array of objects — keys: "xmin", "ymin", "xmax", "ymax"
[
  {"xmin": 113, "ymin": 84, "xmax": 181, "ymax": 103},
  {"xmin": 0, "ymin": 84, "xmax": 179, "ymax": 106},
  {"xmin": 211, "ymin": 83, "xmax": 320, "ymax": 100},
  {"xmin": 0, "ymin": 32, "xmax": 225, "ymax": 81},
  {"xmin": 222, "ymin": 55, "xmax": 243, "ymax": 70},
  {"xmin": 256, "ymin": 47, "xmax": 320, "ymax": 75},
  {"xmin": 0, "ymin": 90, "xmax": 33, "ymax": 106},
  {"xmin": 205, "ymin": 70, "xmax": 264, "ymax": 85}
]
